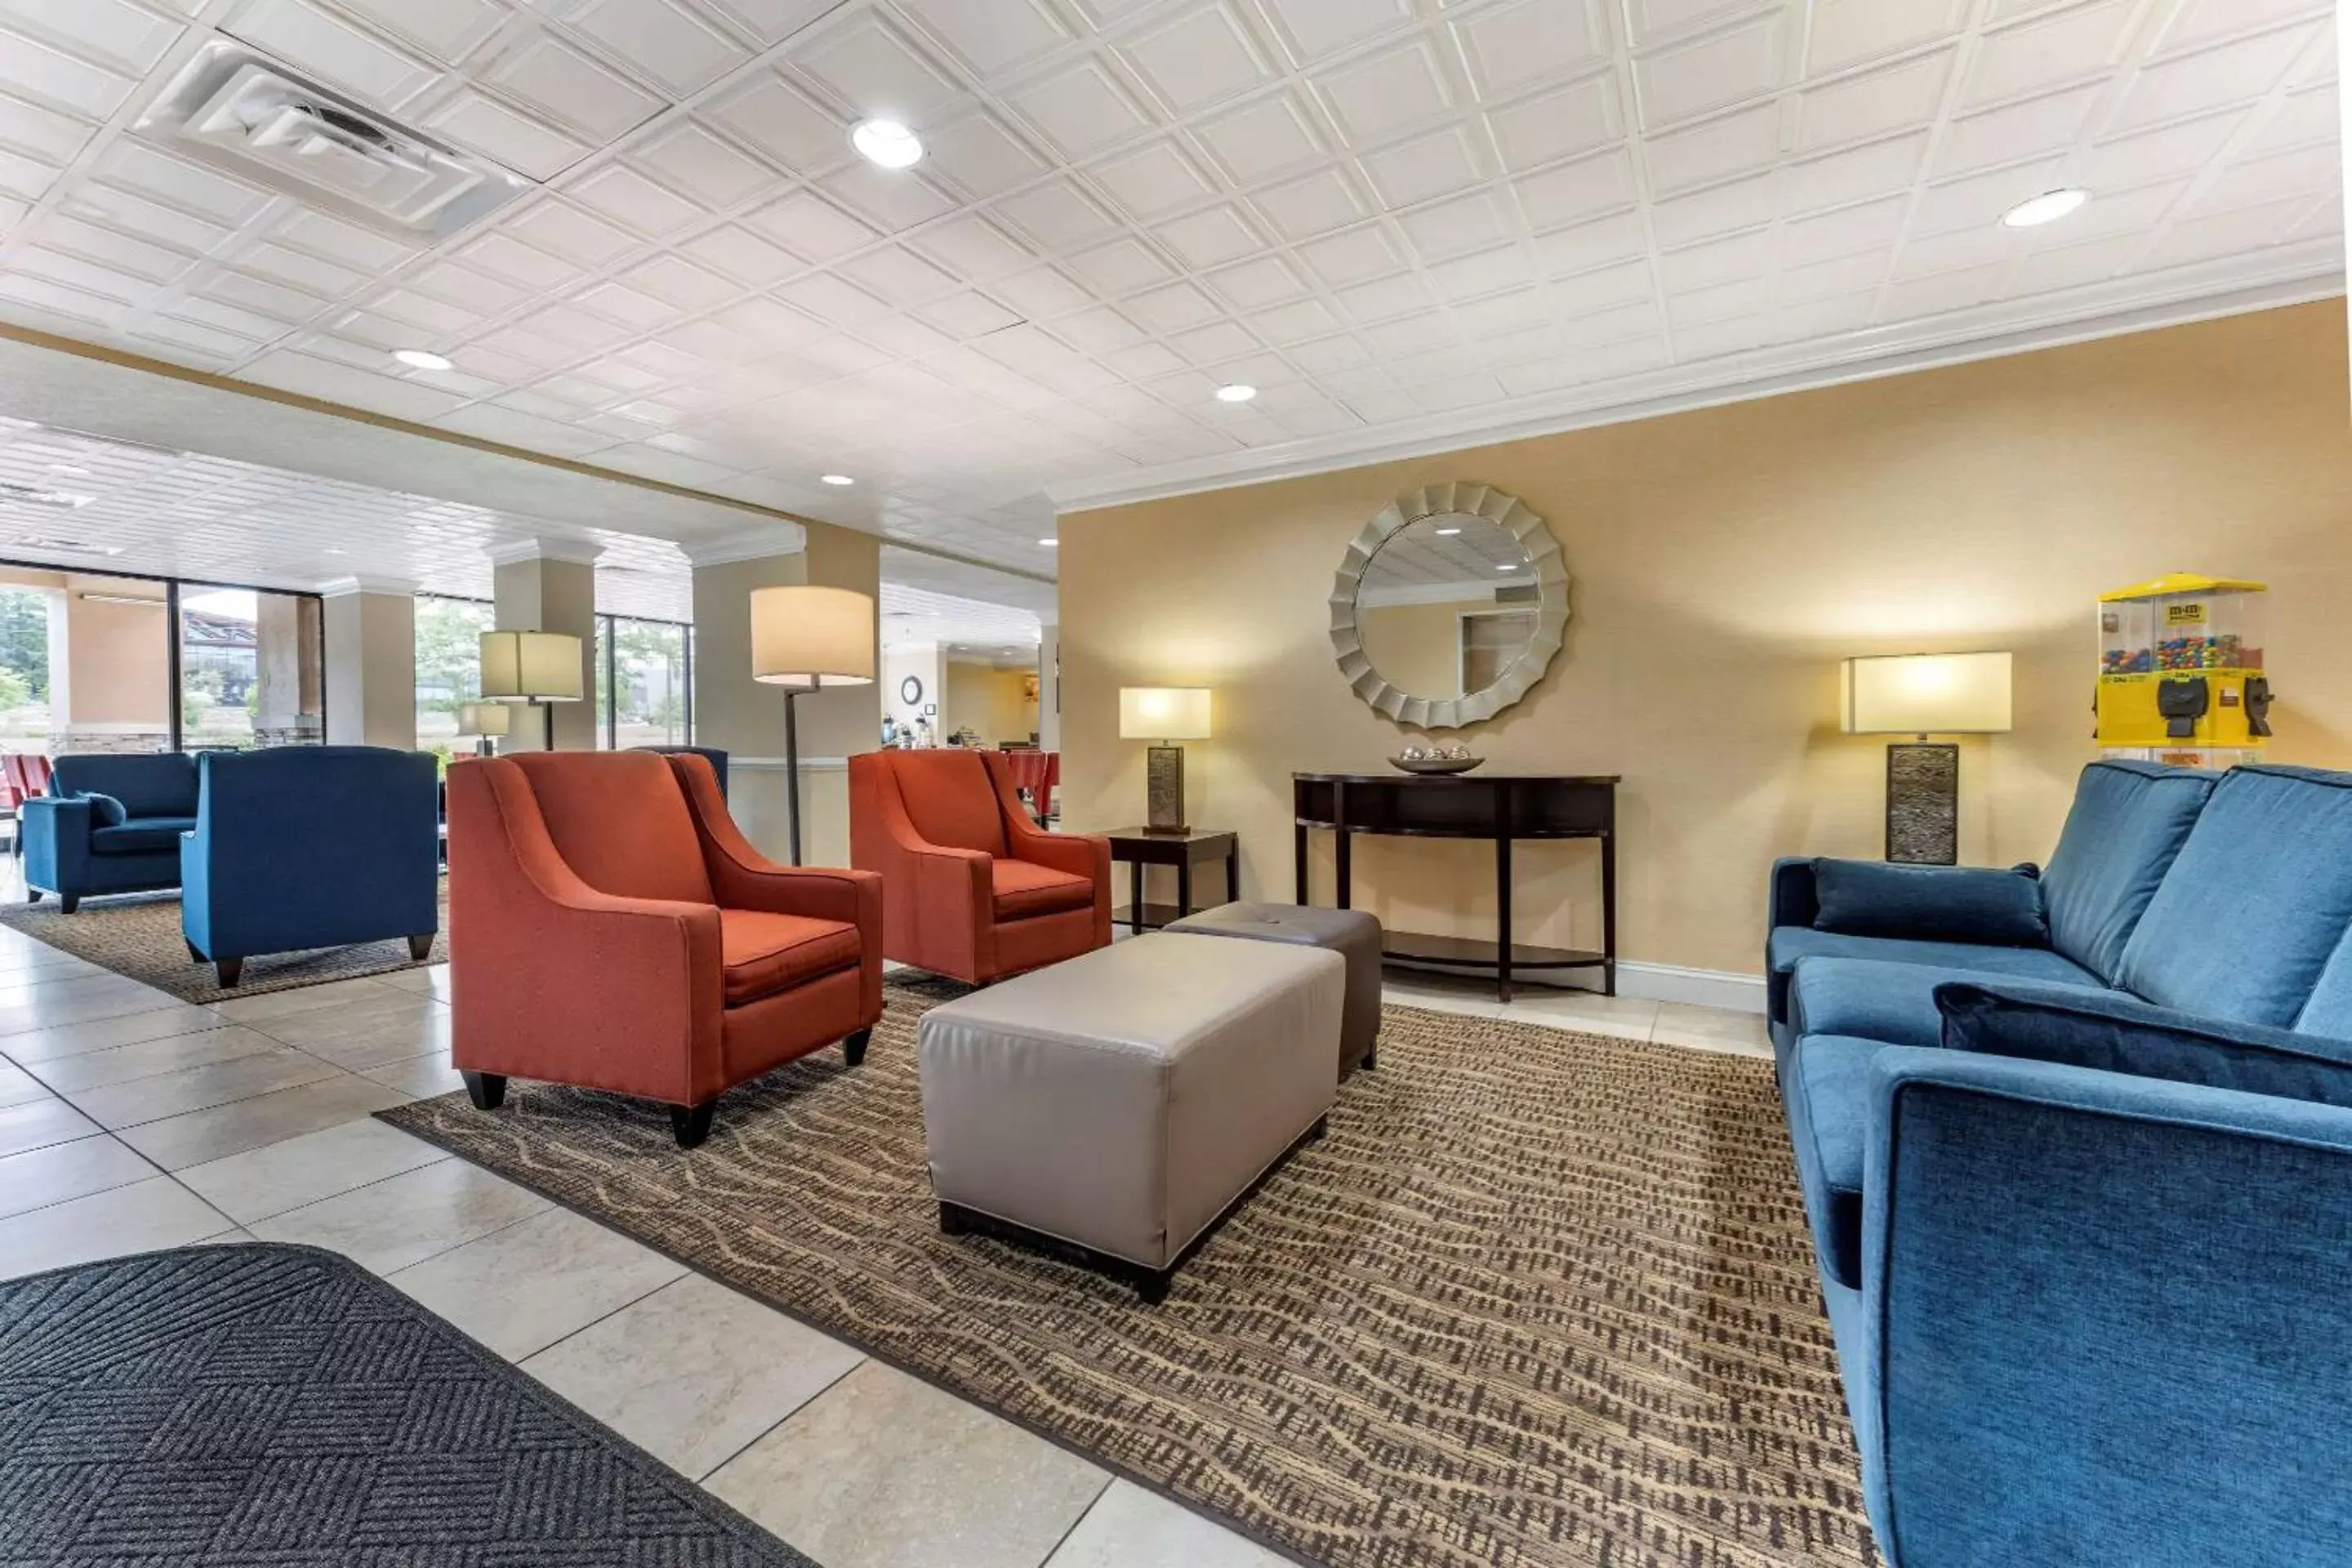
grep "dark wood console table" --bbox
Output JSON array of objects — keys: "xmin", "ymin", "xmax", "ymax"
[{"xmin": 1292, "ymin": 773, "xmax": 1619, "ymax": 1003}]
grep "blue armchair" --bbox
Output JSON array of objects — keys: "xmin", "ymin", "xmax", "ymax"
[
  {"xmin": 23, "ymin": 753, "xmax": 201, "ymax": 911},
  {"xmin": 182, "ymin": 746, "xmax": 440, "ymax": 988}
]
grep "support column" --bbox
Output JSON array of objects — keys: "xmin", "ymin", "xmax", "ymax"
[
  {"xmin": 252, "ymin": 594, "xmax": 323, "ymax": 746},
  {"xmin": 489, "ymin": 538, "xmax": 599, "ymax": 751},
  {"xmin": 55, "ymin": 575, "xmax": 170, "ymax": 754},
  {"xmin": 322, "ymin": 577, "xmax": 417, "ymax": 750},
  {"xmin": 690, "ymin": 521, "xmax": 878, "ymax": 866},
  {"xmin": 1036, "ymin": 621, "xmax": 1060, "ymax": 754}
]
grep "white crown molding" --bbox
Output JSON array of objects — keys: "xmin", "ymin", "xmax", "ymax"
[
  {"xmin": 681, "ymin": 523, "xmax": 809, "ymax": 568},
  {"xmin": 1050, "ymin": 245, "xmax": 2347, "ymax": 514},
  {"xmin": 484, "ymin": 535, "xmax": 604, "ymax": 568},
  {"xmin": 318, "ymin": 573, "xmax": 418, "ymax": 597}
]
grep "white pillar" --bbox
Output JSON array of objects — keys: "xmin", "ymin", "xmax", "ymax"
[
  {"xmin": 322, "ymin": 577, "xmax": 417, "ymax": 750},
  {"xmin": 488, "ymin": 537, "xmax": 599, "ymax": 751},
  {"xmin": 1036, "ymin": 621, "xmax": 1061, "ymax": 754}
]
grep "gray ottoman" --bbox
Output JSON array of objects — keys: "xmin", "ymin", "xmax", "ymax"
[
  {"xmin": 1167, "ymin": 902, "xmax": 1383, "ymax": 1077},
  {"xmin": 916, "ymin": 932, "xmax": 1342, "ymax": 1303}
]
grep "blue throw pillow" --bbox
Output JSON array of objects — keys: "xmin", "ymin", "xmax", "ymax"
[
  {"xmin": 1811, "ymin": 858, "xmax": 2047, "ymax": 947},
  {"xmin": 78, "ymin": 791, "xmax": 127, "ymax": 826}
]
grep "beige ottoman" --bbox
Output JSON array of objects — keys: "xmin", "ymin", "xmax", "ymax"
[{"xmin": 916, "ymin": 932, "xmax": 1343, "ymax": 1303}]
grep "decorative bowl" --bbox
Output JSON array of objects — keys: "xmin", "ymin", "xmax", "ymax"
[{"xmin": 1388, "ymin": 755, "xmax": 1484, "ymax": 776}]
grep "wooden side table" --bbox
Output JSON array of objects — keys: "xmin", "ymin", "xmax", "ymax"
[{"xmin": 1104, "ymin": 827, "xmax": 1239, "ymax": 933}]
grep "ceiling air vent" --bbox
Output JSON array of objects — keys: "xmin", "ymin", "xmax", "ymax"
[{"xmin": 139, "ymin": 42, "xmax": 530, "ymax": 240}]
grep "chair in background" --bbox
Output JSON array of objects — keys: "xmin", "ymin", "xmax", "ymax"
[
  {"xmin": 849, "ymin": 748, "xmax": 1108, "ymax": 987},
  {"xmin": 994, "ymin": 747, "xmax": 1059, "ymax": 826},
  {"xmin": 632, "ymin": 745, "xmax": 728, "ymax": 800},
  {"xmin": 182, "ymin": 746, "xmax": 441, "ymax": 988},
  {"xmin": 22, "ymin": 753, "xmax": 199, "ymax": 911},
  {"xmin": 1, "ymin": 753, "xmax": 51, "ymax": 858},
  {"xmin": 448, "ymin": 751, "xmax": 881, "ymax": 1148}
]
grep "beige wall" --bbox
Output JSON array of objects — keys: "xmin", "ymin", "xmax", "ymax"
[
  {"xmin": 60, "ymin": 576, "xmax": 168, "ymax": 735},
  {"xmin": 944, "ymin": 661, "xmax": 1037, "ymax": 745},
  {"xmin": 1060, "ymin": 302, "xmax": 2352, "ymax": 978},
  {"xmin": 882, "ymin": 642, "xmax": 942, "ymax": 737}
]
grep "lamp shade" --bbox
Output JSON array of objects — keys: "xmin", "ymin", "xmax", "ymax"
[
  {"xmin": 1841, "ymin": 652, "xmax": 2011, "ymax": 735},
  {"xmin": 478, "ymin": 630, "xmax": 583, "ymax": 702},
  {"xmin": 751, "ymin": 586, "xmax": 875, "ymax": 688},
  {"xmin": 454, "ymin": 702, "xmax": 511, "ymax": 738},
  {"xmin": 1120, "ymin": 686, "xmax": 1212, "ymax": 741}
]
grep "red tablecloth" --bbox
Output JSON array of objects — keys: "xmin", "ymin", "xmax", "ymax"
[{"xmin": 997, "ymin": 750, "xmax": 1058, "ymax": 822}]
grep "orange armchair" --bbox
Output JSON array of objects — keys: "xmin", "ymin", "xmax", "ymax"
[
  {"xmin": 849, "ymin": 749, "xmax": 1110, "ymax": 985},
  {"xmin": 448, "ymin": 751, "xmax": 882, "ymax": 1148}
]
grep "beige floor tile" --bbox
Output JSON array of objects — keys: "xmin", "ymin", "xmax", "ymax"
[
  {"xmin": 1379, "ymin": 971, "xmax": 1507, "ymax": 1021},
  {"xmin": 389, "ymin": 1208, "xmax": 686, "ymax": 1361},
  {"xmin": 358, "ymin": 1052, "xmax": 466, "ymax": 1100},
  {"xmin": 1045, "ymin": 1481, "xmax": 1286, "ymax": 1568},
  {"xmin": 248, "ymin": 1156, "xmax": 550, "ymax": 1274},
  {"xmin": 1502, "ymin": 989, "xmax": 1659, "ymax": 1040},
  {"xmin": 376, "ymin": 964, "xmax": 451, "ymax": 1000},
  {"xmin": 1651, "ymin": 1001, "xmax": 1772, "ymax": 1057},
  {"xmin": 207, "ymin": 976, "xmax": 405, "ymax": 1025},
  {"xmin": 0, "ymin": 1175, "xmax": 233, "ymax": 1280},
  {"xmin": 24, "ymin": 1025, "xmax": 278, "ymax": 1094},
  {"xmin": 0, "ymin": 1094, "xmax": 101, "ymax": 1159},
  {"xmin": 257, "ymin": 996, "xmax": 449, "ymax": 1071},
  {"xmin": 706, "ymin": 1361, "xmax": 1108, "ymax": 1568},
  {"xmin": 0, "ymin": 1004, "xmax": 226, "ymax": 1064},
  {"xmin": 114, "ymin": 1075, "xmax": 412, "ymax": 1171},
  {"xmin": 0, "ymin": 984, "xmax": 185, "ymax": 1037},
  {"xmin": 65, "ymin": 1049, "xmax": 345, "ymax": 1130},
  {"xmin": 524, "ymin": 1273, "xmax": 866, "ymax": 1481},
  {"xmin": 0, "ymin": 1133, "xmax": 158, "ymax": 1220},
  {"xmin": 0, "ymin": 969, "xmax": 160, "ymax": 1006},
  {"xmin": 176, "ymin": 1116, "xmax": 451, "ymax": 1225}
]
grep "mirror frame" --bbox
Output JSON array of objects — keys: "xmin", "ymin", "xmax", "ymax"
[{"xmin": 1328, "ymin": 481, "xmax": 1569, "ymax": 730}]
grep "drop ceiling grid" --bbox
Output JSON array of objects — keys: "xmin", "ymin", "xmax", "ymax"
[{"xmin": 0, "ymin": 0, "xmax": 2336, "ymax": 581}]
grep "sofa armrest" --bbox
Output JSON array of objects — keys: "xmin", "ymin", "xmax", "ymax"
[
  {"xmin": 1855, "ymin": 1046, "xmax": 2352, "ymax": 1563},
  {"xmin": 1934, "ymin": 981, "xmax": 2352, "ymax": 1108},
  {"xmin": 1768, "ymin": 856, "xmax": 1820, "ymax": 932},
  {"xmin": 20, "ymin": 795, "xmax": 90, "ymax": 894},
  {"xmin": 670, "ymin": 752, "xmax": 884, "ymax": 927}
]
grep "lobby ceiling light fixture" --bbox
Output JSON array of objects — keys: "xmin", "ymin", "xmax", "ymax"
[
  {"xmin": 1214, "ymin": 383, "xmax": 1257, "ymax": 403},
  {"xmin": 392, "ymin": 348, "xmax": 452, "ymax": 370},
  {"xmin": 2001, "ymin": 188, "xmax": 2089, "ymax": 229},
  {"xmin": 1038, "ymin": 537, "xmax": 1058, "ymax": 547},
  {"xmin": 820, "ymin": 473, "xmax": 854, "ymax": 486},
  {"xmin": 850, "ymin": 119, "xmax": 923, "ymax": 169}
]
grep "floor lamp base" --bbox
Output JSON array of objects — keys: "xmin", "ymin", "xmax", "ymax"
[{"xmin": 1886, "ymin": 741, "xmax": 1958, "ymax": 865}]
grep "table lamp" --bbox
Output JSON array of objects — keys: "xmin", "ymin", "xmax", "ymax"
[
  {"xmin": 751, "ymin": 585, "xmax": 875, "ymax": 865},
  {"xmin": 1841, "ymin": 651, "xmax": 2012, "ymax": 864},
  {"xmin": 1118, "ymin": 686, "xmax": 1210, "ymax": 834},
  {"xmin": 454, "ymin": 701, "xmax": 510, "ymax": 757},
  {"xmin": 478, "ymin": 630, "xmax": 583, "ymax": 753}
]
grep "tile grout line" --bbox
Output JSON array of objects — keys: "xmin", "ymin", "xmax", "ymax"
[
  {"xmin": 1031, "ymin": 1474, "xmax": 1121, "ymax": 1568},
  {"xmin": 689, "ymin": 1356, "xmax": 875, "ymax": 1486}
]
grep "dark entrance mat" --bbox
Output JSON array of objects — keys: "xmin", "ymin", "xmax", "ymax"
[
  {"xmin": 380, "ymin": 982, "xmax": 1879, "ymax": 1568},
  {"xmin": 0, "ymin": 1242, "xmax": 813, "ymax": 1566}
]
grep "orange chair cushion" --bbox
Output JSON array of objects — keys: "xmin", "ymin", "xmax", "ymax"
[
  {"xmin": 991, "ymin": 859, "xmax": 1096, "ymax": 921},
  {"xmin": 509, "ymin": 752, "xmax": 713, "ymax": 906},
  {"xmin": 889, "ymin": 751, "xmax": 1007, "ymax": 858},
  {"xmin": 719, "ymin": 908, "xmax": 864, "ymax": 1006}
]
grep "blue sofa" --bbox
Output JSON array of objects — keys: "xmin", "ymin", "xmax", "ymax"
[
  {"xmin": 22, "ymin": 753, "xmax": 202, "ymax": 911},
  {"xmin": 183, "ymin": 746, "xmax": 440, "ymax": 988},
  {"xmin": 1770, "ymin": 760, "xmax": 2352, "ymax": 1563}
]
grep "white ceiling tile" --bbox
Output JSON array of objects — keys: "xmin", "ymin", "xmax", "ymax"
[
  {"xmin": 1119, "ymin": 2, "xmax": 1274, "ymax": 114},
  {"xmin": 1152, "ymin": 204, "xmax": 1265, "ymax": 267},
  {"xmin": 991, "ymin": 176, "xmax": 1118, "ymax": 247},
  {"xmin": 1779, "ymin": 248, "xmax": 1885, "ymax": 301},
  {"xmin": 563, "ymin": 0, "xmax": 751, "ymax": 96},
  {"xmin": 1645, "ymin": 101, "xmax": 1782, "ymax": 192},
  {"xmin": 1932, "ymin": 83, "xmax": 2100, "ymax": 177},
  {"xmin": 2006, "ymin": 229, "xmax": 2139, "ymax": 294},
  {"xmin": 1254, "ymin": 0, "xmax": 1416, "ymax": 65},
  {"xmin": 817, "ymin": 161, "xmax": 959, "ymax": 231},
  {"xmin": 2037, "ymin": 176, "xmax": 2189, "ymax": 240},
  {"xmin": 2080, "ymin": 109, "xmax": 2247, "ymax": 189},
  {"xmin": 1655, "ymin": 226, "xmax": 1772, "ymax": 290},
  {"xmin": 1086, "ymin": 138, "xmax": 1219, "ymax": 219},
  {"xmin": 680, "ymin": 223, "xmax": 801, "ymax": 283},
  {"xmin": 1528, "ymin": 206, "xmax": 1648, "ymax": 274},
  {"xmin": 898, "ymin": 0, "xmax": 1072, "ymax": 78},
  {"xmin": 2240, "ymin": 84, "xmax": 2338, "ymax": 156},
  {"xmin": 627, "ymin": 122, "xmax": 786, "ymax": 208},
  {"xmin": 1962, "ymin": 0, "xmax": 2141, "ymax": 109},
  {"xmin": 0, "ymin": 0, "xmax": 185, "ymax": 75},
  {"xmin": 331, "ymin": 0, "xmax": 510, "ymax": 66},
  {"xmin": 1806, "ymin": 0, "xmax": 1967, "ymax": 77},
  {"xmin": 0, "ymin": 28, "xmax": 137, "ymax": 118},
  {"xmin": 223, "ymin": 0, "xmax": 443, "ymax": 109},
  {"xmin": 1780, "ymin": 193, "xmax": 1907, "ymax": 264},
  {"xmin": 788, "ymin": 10, "xmax": 967, "ymax": 122},
  {"xmin": 1797, "ymin": 47, "xmax": 1955, "ymax": 150},
  {"xmin": 2195, "ymin": 141, "xmax": 2339, "ymax": 216},
  {"xmin": 1295, "ymin": 220, "xmax": 1401, "ymax": 285},
  {"xmin": 985, "ymin": 264, "xmax": 1094, "ymax": 315},
  {"xmin": 1879, "ymin": 261, "xmax": 2005, "ymax": 319},
  {"xmin": 1647, "ymin": 169, "xmax": 1779, "ymax": 246},
  {"xmin": 486, "ymin": 29, "xmax": 667, "ymax": 142},
  {"xmin": 1063, "ymin": 233, "xmax": 1176, "ymax": 292},
  {"xmin": 0, "ymin": 91, "xmax": 101, "ymax": 165},
  {"xmin": 908, "ymin": 212, "xmax": 1035, "ymax": 278},
  {"xmin": 1248, "ymin": 296, "xmax": 1341, "ymax": 343},
  {"xmin": 1121, "ymin": 278, "xmax": 1221, "ymax": 330},
  {"xmin": 572, "ymin": 278, "xmax": 681, "ymax": 329},
  {"xmin": 2158, "ymin": 0, "xmax": 2332, "ymax": 54},
  {"xmin": 505, "ymin": 198, "xmax": 640, "ymax": 265},
  {"xmin": 1451, "ymin": 0, "xmax": 1605, "ymax": 101},
  {"xmin": 619, "ymin": 252, "xmax": 742, "ymax": 310},
  {"xmin": 1485, "ymin": 76, "xmax": 1622, "ymax": 172},
  {"xmin": 1049, "ymin": 303, "xmax": 1147, "ymax": 352},
  {"xmin": 422, "ymin": 90, "xmax": 591, "ymax": 180},
  {"xmin": 1191, "ymin": 89, "xmax": 1326, "ymax": 184},
  {"xmin": 705, "ymin": 71, "xmax": 849, "ymax": 172},
  {"xmin": 1891, "ymin": 222, "xmax": 2019, "ymax": 279},
  {"xmin": 1396, "ymin": 188, "xmax": 1513, "ymax": 260},
  {"xmin": 1908, "ymin": 156, "xmax": 2065, "ymax": 234},
  {"xmin": 743, "ymin": 188, "xmax": 881, "ymax": 260},
  {"xmin": 93, "ymin": 144, "xmax": 274, "ymax": 225},
  {"xmin": 1165, "ymin": 318, "xmax": 1260, "ymax": 362},
  {"xmin": 238, "ymin": 239, "xmax": 368, "ymax": 296},
  {"xmin": 921, "ymin": 108, "xmax": 1051, "ymax": 198},
  {"xmin": 2109, "ymin": 21, "xmax": 2322, "ymax": 132},
  {"xmin": 1633, "ymin": 16, "xmax": 1784, "ymax": 128},
  {"xmin": 1784, "ymin": 131, "xmax": 1928, "ymax": 211},
  {"xmin": 1250, "ymin": 164, "xmax": 1367, "ymax": 239},
  {"xmin": 1359, "ymin": 124, "xmax": 1487, "ymax": 208},
  {"xmin": 1312, "ymin": 36, "xmax": 1455, "ymax": 144},
  {"xmin": 1512, "ymin": 146, "xmax": 1637, "ymax": 231},
  {"xmin": 773, "ymin": 270, "xmax": 894, "ymax": 326},
  {"xmin": 1203, "ymin": 252, "xmax": 1307, "ymax": 308},
  {"xmin": 1003, "ymin": 56, "xmax": 1155, "ymax": 161},
  {"xmin": 566, "ymin": 163, "xmax": 710, "ymax": 237},
  {"xmin": 1427, "ymin": 243, "xmax": 1537, "ymax": 302}
]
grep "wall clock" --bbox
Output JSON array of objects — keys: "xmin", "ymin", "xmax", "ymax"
[{"xmin": 900, "ymin": 675, "xmax": 924, "ymax": 706}]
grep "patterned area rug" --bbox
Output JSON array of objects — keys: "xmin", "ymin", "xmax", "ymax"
[
  {"xmin": 0, "ymin": 1242, "xmax": 811, "ymax": 1566},
  {"xmin": 380, "ymin": 983, "xmax": 1878, "ymax": 1568},
  {"xmin": 0, "ymin": 886, "xmax": 448, "ymax": 1003}
]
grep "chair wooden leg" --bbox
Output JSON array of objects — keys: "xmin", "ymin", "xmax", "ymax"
[
  {"xmin": 461, "ymin": 1071, "xmax": 506, "ymax": 1111},
  {"xmin": 670, "ymin": 1099, "xmax": 716, "ymax": 1149},
  {"xmin": 844, "ymin": 1027, "xmax": 872, "ymax": 1067},
  {"xmin": 407, "ymin": 933, "xmax": 433, "ymax": 961},
  {"xmin": 214, "ymin": 958, "xmax": 243, "ymax": 988}
]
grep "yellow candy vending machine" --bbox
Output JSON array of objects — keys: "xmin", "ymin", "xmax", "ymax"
[{"xmin": 2096, "ymin": 574, "xmax": 2272, "ymax": 768}]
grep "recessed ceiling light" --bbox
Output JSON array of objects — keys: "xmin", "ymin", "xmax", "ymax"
[
  {"xmin": 1495, "ymin": 563, "xmax": 1517, "ymax": 572},
  {"xmin": 2001, "ymin": 189, "xmax": 2089, "ymax": 229},
  {"xmin": 1435, "ymin": 526, "xmax": 1462, "ymax": 536},
  {"xmin": 392, "ymin": 348, "xmax": 452, "ymax": 371},
  {"xmin": 821, "ymin": 473, "xmax": 854, "ymax": 486},
  {"xmin": 1214, "ymin": 383, "xmax": 1257, "ymax": 403},
  {"xmin": 1038, "ymin": 537, "xmax": 1058, "ymax": 547},
  {"xmin": 850, "ymin": 119, "xmax": 923, "ymax": 170}
]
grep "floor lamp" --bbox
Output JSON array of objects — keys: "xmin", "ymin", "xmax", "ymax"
[
  {"xmin": 751, "ymin": 586, "xmax": 875, "ymax": 866},
  {"xmin": 479, "ymin": 630, "xmax": 584, "ymax": 752}
]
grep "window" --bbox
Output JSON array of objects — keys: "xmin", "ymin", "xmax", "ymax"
[
  {"xmin": 600, "ymin": 615, "xmax": 691, "ymax": 750},
  {"xmin": 412, "ymin": 595, "xmax": 495, "ymax": 764},
  {"xmin": 0, "ymin": 583, "xmax": 53, "ymax": 752},
  {"xmin": 178, "ymin": 586, "xmax": 324, "ymax": 750}
]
